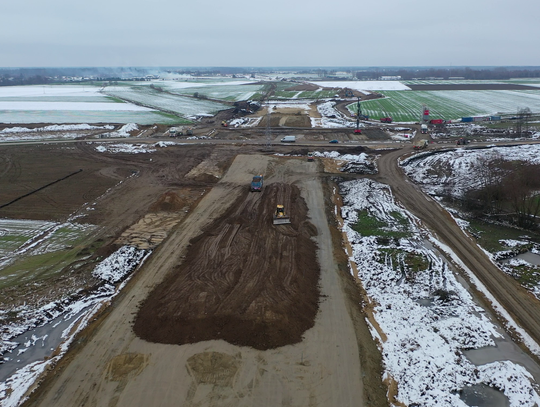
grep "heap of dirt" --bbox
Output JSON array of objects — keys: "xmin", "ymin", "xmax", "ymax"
[
  {"xmin": 134, "ymin": 183, "xmax": 320, "ymax": 350},
  {"xmin": 148, "ymin": 191, "xmax": 186, "ymax": 212}
]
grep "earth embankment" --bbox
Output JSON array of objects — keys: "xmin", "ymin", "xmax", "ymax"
[{"xmin": 134, "ymin": 182, "xmax": 320, "ymax": 349}]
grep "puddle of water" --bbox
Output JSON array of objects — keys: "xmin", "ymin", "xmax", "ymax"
[
  {"xmin": 501, "ymin": 251, "xmax": 540, "ymax": 266},
  {"xmin": 0, "ymin": 307, "xmax": 90, "ymax": 382},
  {"xmin": 422, "ymin": 239, "xmax": 540, "ymax": 384},
  {"xmin": 416, "ymin": 298, "xmax": 434, "ymax": 307},
  {"xmin": 460, "ymin": 384, "xmax": 509, "ymax": 407},
  {"xmin": 516, "ymin": 251, "xmax": 540, "ymax": 266},
  {"xmin": 464, "ymin": 338, "xmax": 540, "ymax": 383}
]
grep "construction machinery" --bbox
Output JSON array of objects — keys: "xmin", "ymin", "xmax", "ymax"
[
  {"xmin": 273, "ymin": 204, "xmax": 291, "ymax": 225},
  {"xmin": 413, "ymin": 139, "xmax": 428, "ymax": 150},
  {"xmin": 250, "ymin": 175, "xmax": 263, "ymax": 192},
  {"xmin": 307, "ymin": 152, "xmax": 314, "ymax": 162},
  {"xmin": 354, "ymin": 97, "xmax": 362, "ymax": 134}
]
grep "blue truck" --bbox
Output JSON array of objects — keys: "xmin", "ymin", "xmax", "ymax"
[{"xmin": 250, "ymin": 175, "xmax": 263, "ymax": 192}]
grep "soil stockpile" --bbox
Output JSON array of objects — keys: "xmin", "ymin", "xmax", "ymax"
[{"xmin": 134, "ymin": 183, "xmax": 320, "ymax": 350}]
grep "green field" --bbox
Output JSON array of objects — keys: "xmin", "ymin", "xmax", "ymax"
[
  {"xmin": 350, "ymin": 89, "xmax": 540, "ymax": 122},
  {"xmin": 0, "ymin": 220, "xmax": 97, "ymax": 290}
]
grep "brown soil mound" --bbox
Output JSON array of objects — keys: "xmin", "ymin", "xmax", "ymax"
[
  {"xmin": 149, "ymin": 191, "xmax": 186, "ymax": 212},
  {"xmin": 134, "ymin": 183, "xmax": 320, "ymax": 350}
]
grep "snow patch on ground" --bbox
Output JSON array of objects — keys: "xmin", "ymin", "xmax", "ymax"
[
  {"xmin": 92, "ymin": 246, "xmax": 148, "ymax": 283},
  {"xmin": 339, "ymin": 176, "xmax": 540, "ymax": 406},
  {"xmin": 0, "ymin": 124, "xmax": 114, "ymax": 133},
  {"xmin": 94, "ymin": 143, "xmax": 156, "ymax": 154}
]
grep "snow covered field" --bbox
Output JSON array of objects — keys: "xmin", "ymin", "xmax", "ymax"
[
  {"xmin": 402, "ymin": 144, "xmax": 540, "ymax": 199},
  {"xmin": 0, "ymin": 84, "xmax": 180, "ymax": 124},
  {"xmin": 356, "ymin": 89, "xmax": 540, "ymax": 122},
  {"xmin": 310, "ymin": 80, "xmax": 411, "ymax": 91},
  {"xmin": 0, "ymin": 85, "xmax": 104, "ymax": 99},
  {"xmin": 338, "ymin": 175, "xmax": 540, "ymax": 406},
  {"xmin": 311, "ymin": 101, "xmax": 356, "ymax": 128},
  {"xmin": 103, "ymin": 85, "xmax": 229, "ymax": 118}
]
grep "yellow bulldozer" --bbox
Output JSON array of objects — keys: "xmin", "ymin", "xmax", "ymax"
[{"xmin": 273, "ymin": 204, "xmax": 291, "ymax": 225}]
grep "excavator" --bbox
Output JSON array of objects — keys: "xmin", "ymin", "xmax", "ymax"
[{"xmin": 273, "ymin": 204, "xmax": 291, "ymax": 225}]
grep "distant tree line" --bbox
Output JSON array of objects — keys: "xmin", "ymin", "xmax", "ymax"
[
  {"xmin": 0, "ymin": 75, "xmax": 51, "ymax": 86},
  {"xmin": 356, "ymin": 67, "xmax": 540, "ymax": 80}
]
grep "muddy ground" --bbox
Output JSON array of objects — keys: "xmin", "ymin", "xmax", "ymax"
[{"xmin": 0, "ymin": 142, "xmax": 239, "ymax": 312}]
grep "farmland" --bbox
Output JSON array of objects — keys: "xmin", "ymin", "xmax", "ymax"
[
  {"xmin": 165, "ymin": 82, "xmax": 264, "ymax": 101},
  {"xmin": 0, "ymin": 85, "xmax": 180, "ymax": 124},
  {"xmin": 103, "ymin": 85, "xmax": 229, "ymax": 119},
  {"xmin": 350, "ymin": 89, "xmax": 540, "ymax": 122}
]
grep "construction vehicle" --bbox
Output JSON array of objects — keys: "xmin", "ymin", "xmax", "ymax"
[
  {"xmin": 421, "ymin": 124, "xmax": 428, "ymax": 134},
  {"xmin": 273, "ymin": 205, "xmax": 291, "ymax": 225},
  {"xmin": 380, "ymin": 117, "xmax": 393, "ymax": 123},
  {"xmin": 250, "ymin": 175, "xmax": 263, "ymax": 192},
  {"xmin": 221, "ymin": 120, "xmax": 228, "ymax": 127},
  {"xmin": 280, "ymin": 135, "xmax": 296, "ymax": 143},
  {"xmin": 354, "ymin": 97, "xmax": 363, "ymax": 134},
  {"xmin": 307, "ymin": 152, "xmax": 314, "ymax": 162},
  {"xmin": 456, "ymin": 138, "xmax": 469, "ymax": 145},
  {"xmin": 413, "ymin": 139, "xmax": 428, "ymax": 149},
  {"xmin": 186, "ymin": 127, "xmax": 194, "ymax": 136}
]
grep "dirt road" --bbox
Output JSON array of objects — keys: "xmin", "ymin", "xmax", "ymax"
[
  {"xmin": 375, "ymin": 147, "xmax": 540, "ymax": 355},
  {"xmin": 24, "ymin": 155, "xmax": 373, "ymax": 407}
]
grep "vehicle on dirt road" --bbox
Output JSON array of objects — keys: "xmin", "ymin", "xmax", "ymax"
[
  {"xmin": 413, "ymin": 139, "xmax": 428, "ymax": 149},
  {"xmin": 273, "ymin": 204, "xmax": 291, "ymax": 225},
  {"xmin": 307, "ymin": 153, "xmax": 314, "ymax": 162},
  {"xmin": 329, "ymin": 139, "xmax": 339, "ymax": 143},
  {"xmin": 280, "ymin": 135, "xmax": 296, "ymax": 143},
  {"xmin": 380, "ymin": 117, "xmax": 393, "ymax": 123},
  {"xmin": 250, "ymin": 175, "xmax": 263, "ymax": 192},
  {"xmin": 421, "ymin": 124, "xmax": 428, "ymax": 134}
]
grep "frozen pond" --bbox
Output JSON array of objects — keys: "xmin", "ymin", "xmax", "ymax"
[
  {"xmin": 460, "ymin": 384, "xmax": 509, "ymax": 407},
  {"xmin": 0, "ymin": 306, "xmax": 92, "ymax": 382}
]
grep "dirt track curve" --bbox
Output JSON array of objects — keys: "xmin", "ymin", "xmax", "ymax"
[{"xmin": 376, "ymin": 147, "xmax": 540, "ymax": 353}]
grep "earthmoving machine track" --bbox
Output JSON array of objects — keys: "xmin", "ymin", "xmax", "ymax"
[{"xmin": 273, "ymin": 204, "xmax": 291, "ymax": 225}]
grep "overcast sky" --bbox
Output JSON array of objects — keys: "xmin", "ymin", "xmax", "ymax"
[{"xmin": 1, "ymin": 0, "xmax": 539, "ymax": 67}]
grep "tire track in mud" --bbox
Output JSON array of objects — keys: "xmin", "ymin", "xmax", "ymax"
[{"xmin": 134, "ymin": 182, "xmax": 320, "ymax": 350}]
